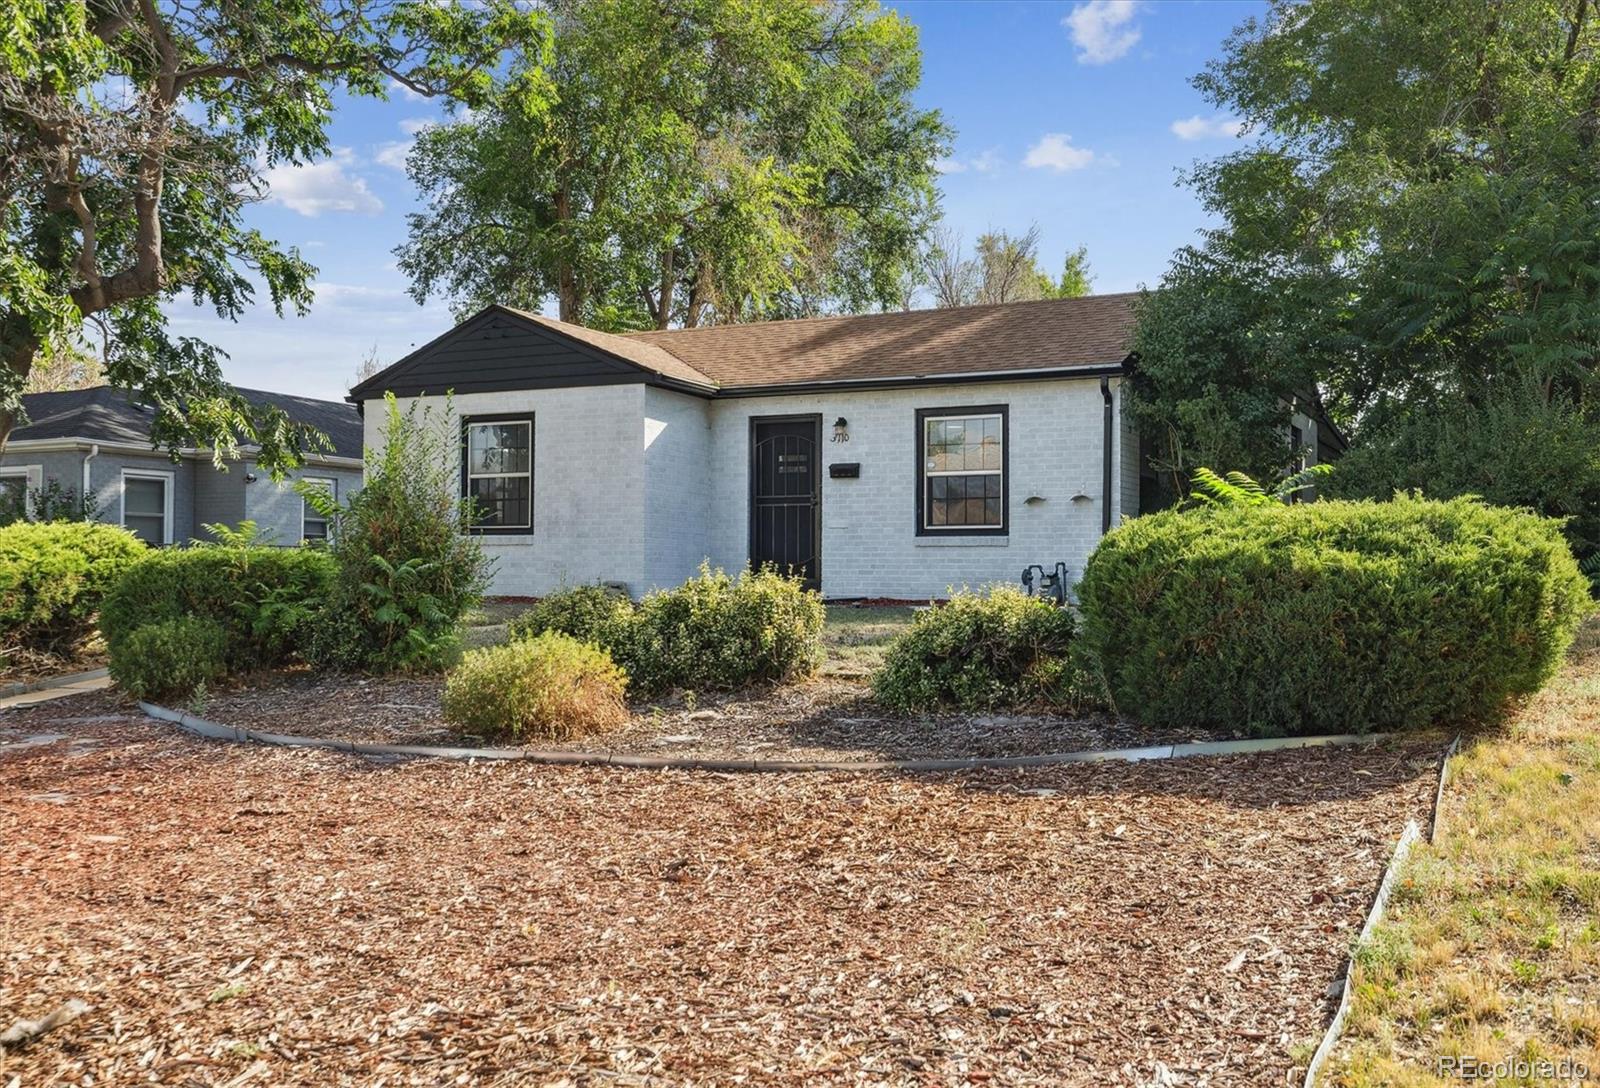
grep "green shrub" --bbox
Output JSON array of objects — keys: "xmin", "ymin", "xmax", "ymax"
[
  {"xmin": 509, "ymin": 584, "xmax": 633, "ymax": 645},
  {"xmin": 511, "ymin": 566, "xmax": 823, "ymax": 697},
  {"xmin": 872, "ymin": 586, "xmax": 1090, "ymax": 713},
  {"xmin": 1077, "ymin": 494, "xmax": 1593, "ymax": 736},
  {"xmin": 305, "ymin": 394, "xmax": 489, "ymax": 672},
  {"xmin": 442, "ymin": 631, "xmax": 629, "ymax": 741},
  {"xmin": 0, "ymin": 521, "xmax": 146, "ymax": 654},
  {"xmin": 109, "ymin": 616, "xmax": 228, "ymax": 701},
  {"xmin": 102, "ymin": 545, "xmax": 335, "ymax": 675}
]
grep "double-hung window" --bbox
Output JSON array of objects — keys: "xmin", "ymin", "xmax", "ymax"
[
  {"xmin": 301, "ymin": 477, "xmax": 335, "ymax": 543},
  {"xmin": 916, "ymin": 406, "xmax": 1007, "ymax": 535},
  {"xmin": 121, "ymin": 469, "xmax": 173, "ymax": 545},
  {"xmin": 463, "ymin": 415, "xmax": 533, "ymax": 532},
  {"xmin": 0, "ymin": 466, "xmax": 40, "ymax": 520}
]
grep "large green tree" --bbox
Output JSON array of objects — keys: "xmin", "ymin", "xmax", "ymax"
[
  {"xmin": 1130, "ymin": 0, "xmax": 1600, "ymax": 551},
  {"xmin": 396, "ymin": 0, "xmax": 950, "ymax": 330},
  {"xmin": 0, "ymin": 0, "xmax": 543, "ymax": 464}
]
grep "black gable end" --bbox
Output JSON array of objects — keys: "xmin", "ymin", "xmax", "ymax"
[{"xmin": 352, "ymin": 307, "xmax": 646, "ymax": 400}]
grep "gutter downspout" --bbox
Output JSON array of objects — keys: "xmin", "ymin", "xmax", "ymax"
[
  {"xmin": 1099, "ymin": 377, "xmax": 1113, "ymax": 536},
  {"xmin": 82, "ymin": 443, "xmax": 99, "ymax": 518}
]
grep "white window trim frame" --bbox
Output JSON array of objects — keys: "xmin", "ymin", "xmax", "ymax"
[
  {"xmin": 120, "ymin": 468, "xmax": 176, "ymax": 545},
  {"xmin": 299, "ymin": 476, "xmax": 336, "ymax": 543},
  {"xmin": 0, "ymin": 465, "xmax": 43, "ymax": 519},
  {"xmin": 464, "ymin": 417, "xmax": 534, "ymax": 532},
  {"xmin": 921, "ymin": 411, "xmax": 1006, "ymax": 532}
]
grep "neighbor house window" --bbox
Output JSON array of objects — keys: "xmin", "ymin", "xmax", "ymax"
[
  {"xmin": 121, "ymin": 469, "xmax": 173, "ymax": 545},
  {"xmin": 463, "ymin": 416, "xmax": 533, "ymax": 531},
  {"xmin": 0, "ymin": 466, "xmax": 40, "ymax": 520},
  {"xmin": 301, "ymin": 477, "xmax": 335, "ymax": 543},
  {"xmin": 916, "ymin": 405, "xmax": 1007, "ymax": 534}
]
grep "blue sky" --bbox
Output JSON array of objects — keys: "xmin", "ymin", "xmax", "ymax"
[{"xmin": 173, "ymin": 0, "xmax": 1261, "ymax": 402}]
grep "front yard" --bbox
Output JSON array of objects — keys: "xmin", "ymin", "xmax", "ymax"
[
  {"xmin": 1, "ymin": 688, "xmax": 1436, "ymax": 1085},
  {"xmin": 181, "ymin": 603, "xmax": 1238, "ymax": 762}
]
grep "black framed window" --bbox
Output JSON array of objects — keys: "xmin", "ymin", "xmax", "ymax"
[
  {"xmin": 916, "ymin": 405, "xmax": 1008, "ymax": 535},
  {"xmin": 463, "ymin": 415, "xmax": 533, "ymax": 532}
]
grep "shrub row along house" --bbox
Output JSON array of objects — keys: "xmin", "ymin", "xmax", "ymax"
[
  {"xmin": 0, "ymin": 386, "xmax": 363, "ymax": 545},
  {"xmin": 350, "ymin": 293, "xmax": 1338, "ymax": 600}
]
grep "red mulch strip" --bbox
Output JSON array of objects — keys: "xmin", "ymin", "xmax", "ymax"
[
  {"xmin": 2, "ymin": 691, "xmax": 1437, "ymax": 1085},
  {"xmin": 194, "ymin": 670, "xmax": 1242, "ymax": 760}
]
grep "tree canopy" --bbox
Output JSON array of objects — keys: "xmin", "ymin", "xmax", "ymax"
[
  {"xmin": 0, "ymin": 0, "xmax": 543, "ymax": 465},
  {"xmin": 396, "ymin": 0, "xmax": 950, "ymax": 331},
  {"xmin": 1130, "ymin": 0, "xmax": 1600, "ymax": 552}
]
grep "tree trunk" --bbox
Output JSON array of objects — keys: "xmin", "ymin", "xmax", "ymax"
[{"xmin": 654, "ymin": 248, "xmax": 675, "ymax": 329}]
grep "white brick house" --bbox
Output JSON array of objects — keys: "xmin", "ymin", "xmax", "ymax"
[{"xmin": 350, "ymin": 294, "xmax": 1181, "ymax": 600}]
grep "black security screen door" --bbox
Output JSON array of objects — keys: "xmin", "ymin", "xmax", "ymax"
[{"xmin": 750, "ymin": 415, "xmax": 821, "ymax": 588}]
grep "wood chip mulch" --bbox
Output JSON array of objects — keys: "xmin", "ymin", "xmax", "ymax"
[
  {"xmin": 2, "ymin": 690, "xmax": 1438, "ymax": 1085},
  {"xmin": 195, "ymin": 670, "xmax": 1243, "ymax": 760}
]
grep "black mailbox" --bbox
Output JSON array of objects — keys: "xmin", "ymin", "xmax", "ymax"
[{"xmin": 828, "ymin": 462, "xmax": 861, "ymax": 478}]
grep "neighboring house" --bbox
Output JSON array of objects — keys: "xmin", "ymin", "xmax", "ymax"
[
  {"xmin": 0, "ymin": 386, "xmax": 364, "ymax": 546},
  {"xmin": 352, "ymin": 293, "xmax": 1335, "ymax": 601}
]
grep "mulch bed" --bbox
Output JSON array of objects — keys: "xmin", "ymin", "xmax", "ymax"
[
  {"xmin": 2, "ymin": 690, "xmax": 1438, "ymax": 1085},
  {"xmin": 194, "ymin": 669, "xmax": 1244, "ymax": 760}
]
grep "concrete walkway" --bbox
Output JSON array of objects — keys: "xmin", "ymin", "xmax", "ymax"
[{"xmin": 0, "ymin": 669, "xmax": 111, "ymax": 710}]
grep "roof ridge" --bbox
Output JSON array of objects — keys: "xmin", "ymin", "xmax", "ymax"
[{"xmin": 623, "ymin": 291, "xmax": 1144, "ymax": 340}]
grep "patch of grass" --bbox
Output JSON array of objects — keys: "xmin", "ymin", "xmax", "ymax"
[
  {"xmin": 1332, "ymin": 618, "xmax": 1600, "ymax": 1084},
  {"xmin": 819, "ymin": 605, "xmax": 918, "ymax": 677}
]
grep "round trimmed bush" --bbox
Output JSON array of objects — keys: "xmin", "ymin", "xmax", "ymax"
[
  {"xmin": 624, "ymin": 565, "xmax": 824, "ymax": 696},
  {"xmin": 109, "ymin": 615, "xmax": 228, "ymax": 701},
  {"xmin": 872, "ymin": 586, "xmax": 1091, "ymax": 713},
  {"xmin": 442, "ymin": 631, "xmax": 629, "ymax": 741},
  {"xmin": 510, "ymin": 584, "xmax": 633, "ymax": 646},
  {"xmin": 512, "ymin": 566, "xmax": 824, "ymax": 698},
  {"xmin": 0, "ymin": 521, "xmax": 146, "ymax": 654},
  {"xmin": 1077, "ymin": 495, "xmax": 1592, "ymax": 736}
]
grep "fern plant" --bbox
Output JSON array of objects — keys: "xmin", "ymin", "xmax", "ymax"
[{"xmin": 1189, "ymin": 463, "xmax": 1334, "ymax": 507}]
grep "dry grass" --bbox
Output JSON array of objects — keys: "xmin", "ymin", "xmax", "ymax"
[
  {"xmin": 817, "ymin": 605, "xmax": 918, "ymax": 677},
  {"xmin": 1331, "ymin": 619, "xmax": 1600, "ymax": 1083}
]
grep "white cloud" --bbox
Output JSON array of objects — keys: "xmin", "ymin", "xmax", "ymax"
[
  {"xmin": 1064, "ymin": 0, "xmax": 1143, "ymax": 65},
  {"xmin": 262, "ymin": 148, "xmax": 383, "ymax": 217},
  {"xmin": 1022, "ymin": 134, "xmax": 1096, "ymax": 173},
  {"xmin": 970, "ymin": 148, "xmax": 1002, "ymax": 174},
  {"xmin": 1171, "ymin": 114, "xmax": 1246, "ymax": 141},
  {"xmin": 374, "ymin": 140, "xmax": 413, "ymax": 171},
  {"xmin": 398, "ymin": 117, "xmax": 436, "ymax": 136},
  {"xmin": 312, "ymin": 282, "xmax": 409, "ymax": 309},
  {"xmin": 936, "ymin": 147, "xmax": 1003, "ymax": 175},
  {"xmin": 388, "ymin": 77, "xmax": 428, "ymax": 102}
]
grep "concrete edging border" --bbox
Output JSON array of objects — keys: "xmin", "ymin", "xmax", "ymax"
[
  {"xmin": 1, "ymin": 667, "xmax": 109, "ymax": 699},
  {"xmin": 138, "ymin": 700, "xmax": 1397, "ymax": 773}
]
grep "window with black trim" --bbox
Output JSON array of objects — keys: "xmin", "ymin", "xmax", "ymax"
[
  {"xmin": 916, "ymin": 405, "xmax": 1008, "ymax": 535},
  {"xmin": 463, "ymin": 416, "xmax": 533, "ymax": 531}
]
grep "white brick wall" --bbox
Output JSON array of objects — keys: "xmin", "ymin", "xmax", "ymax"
[
  {"xmin": 703, "ymin": 377, "xmax": 1125, "ymax": 599},
  {"xmin": 643, "ymin": 387, "xmax": 712, "ymax": 590},
  {"xmin": 367, "ymin": 386, "xmax": 648, "ymax": 597},
  {"xmin": 370, "ymin": 376, "xmax": 1133, "ymax": 601}
]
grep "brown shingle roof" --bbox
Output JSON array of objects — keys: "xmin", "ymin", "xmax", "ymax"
[{"xmin": 624, "ymin": 292, "xmax": 1136, "ymax": 389}]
